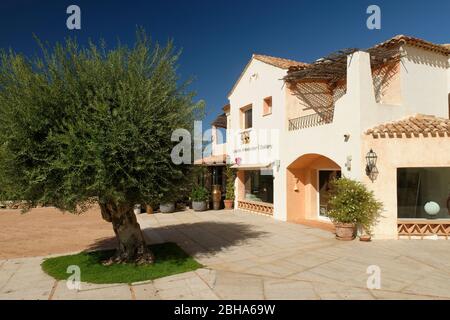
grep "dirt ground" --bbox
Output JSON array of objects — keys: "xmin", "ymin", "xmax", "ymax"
[{"xmin": 0, "ymin": 206, "xmax": 117, "ymax": 259}]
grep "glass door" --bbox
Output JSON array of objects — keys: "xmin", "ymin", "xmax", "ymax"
[{"xmin": 318, "ymin": 170, "xmax": 341, "ymax": 219}]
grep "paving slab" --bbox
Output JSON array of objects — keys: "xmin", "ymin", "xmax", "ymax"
[
  {"xmin": 52, "ymin": 281, "xmax": 132, "ymax": 300},
  {"xmin": 2, "ymin": 209, "xmax": 450, "ymax": 299}
]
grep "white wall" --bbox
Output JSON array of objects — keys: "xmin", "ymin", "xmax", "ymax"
[{"xmin": 227, "ymin": 58, "xmax": 287, "ymax": 217}]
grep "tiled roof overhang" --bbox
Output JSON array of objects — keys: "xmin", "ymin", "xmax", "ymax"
[{"xmin": 365, "ymin": 114, "xmax": 450, "ymax": 138}]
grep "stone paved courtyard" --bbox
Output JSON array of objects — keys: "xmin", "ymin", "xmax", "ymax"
[{"xmin": 1, "ymin": 209, "xmax": 450, "ymax": 300}]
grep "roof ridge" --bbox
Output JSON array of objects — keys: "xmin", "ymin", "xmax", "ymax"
[
  {"xmin": 253, "ymin": 54, "xmax": 308, "ymax": 69},
  {"xmin": 372, "ymin": 35, "xmax": 450, "ymax": 55}
]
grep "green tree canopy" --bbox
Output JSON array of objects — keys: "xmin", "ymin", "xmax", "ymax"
[{"xmin": 0, "ymin": 30, "xmax": 204, "ymax": 263}]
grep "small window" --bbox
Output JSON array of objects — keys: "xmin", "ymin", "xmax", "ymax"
[
  {"xmin": 263, "ymin": 97, "xmax": 272, "ymax": 116},
  {"xmin": 244, "ymin": 108, "xmax": 252, "ymax": 129}
]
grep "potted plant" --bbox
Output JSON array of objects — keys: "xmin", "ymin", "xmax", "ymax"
[
  {"xmin": 159, "ymin": 193, "xmax": 177, "ymax": 213},
  {"xmin": 190, "ymin": 186, "xmax": 209, "ymax": 212},
  {"xmin": 145, "ymin": 200, "xmax": 158, "ymax": 215},
  {"xmin": 224, "ymin": 165, "xmax": 235, "ymax": 210},
  {"xmin": 327, "ymin": 177, "xmax": 383, "ymax": 241}
]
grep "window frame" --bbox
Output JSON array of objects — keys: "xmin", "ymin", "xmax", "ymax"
[{"xmin": 263, "ymin": 96, "xmax": 273, "ymax": 116}]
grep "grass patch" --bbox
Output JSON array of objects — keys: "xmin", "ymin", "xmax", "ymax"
[{"xmin": 41, "ymin": 242, "xmax": 202, "ymax": 284}]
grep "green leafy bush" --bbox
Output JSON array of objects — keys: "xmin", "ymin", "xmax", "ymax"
[
  {"xmin": 327, "ymin": 177, "xmax": 383, "ymax": 234},
  {"xmin": 225, "ymin": 165, "xmax": 235, "ymax": 200},
  {"xmin": 190, "ymin": 186, "xmax": 209, "ymax": 202}
]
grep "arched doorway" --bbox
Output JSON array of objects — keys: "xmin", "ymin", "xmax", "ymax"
[{"xmin": 286, "ymin": 154, "xmax": 341, "ymax": 226}]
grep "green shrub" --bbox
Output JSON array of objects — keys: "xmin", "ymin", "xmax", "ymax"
[
  {"xmin": 327, "ymin": 177, "xmax": 383, "ymax": 235},
  {"xmin": 190, "ymin": 185, "xmax": 209, "ymax": 202},
  {"xmin": 225, "ymin": 165, "xmax": 235, "ymax": 200}
]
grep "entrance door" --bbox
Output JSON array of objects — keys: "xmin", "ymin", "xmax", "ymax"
[{"xmin": 318, "ymin": 170, "xmax": 341, "ymax": 220}]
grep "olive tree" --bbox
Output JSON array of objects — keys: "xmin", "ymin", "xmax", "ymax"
[{"xmin": 0, "ymin": 30, "xmax": 203, "ymax": 264}]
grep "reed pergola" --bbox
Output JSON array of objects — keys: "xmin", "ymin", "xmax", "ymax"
[
  {"xmin": 284, "ymin": 45, "xmax": 403, "ymax": 88},
  {"xmin": 283, "ymin": 38, "xmax": 409, "ymax": 125}
]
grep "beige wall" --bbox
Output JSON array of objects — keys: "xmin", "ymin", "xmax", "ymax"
[
  {"xmin": 285, "ymin": 81, "xmax": 334, "ymax": 121},
  {"xmin": 286, "ymin": 155, "xmax": 340, "ymax": 223},
  {"xmin": 400, "ymin": 45, "xmax": 449, "ymax": 118},
  {"xmin": 372, "ymin": 62, "xmax": 402, "ymax": 105},
  {"xmin": 362, "ymin": 134, "xmax": 450, "ymax": 239}
]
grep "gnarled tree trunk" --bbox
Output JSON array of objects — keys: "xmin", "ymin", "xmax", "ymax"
[{"xmin": 100, "ymin": 201, "xmax": 154, "ymax": 265}]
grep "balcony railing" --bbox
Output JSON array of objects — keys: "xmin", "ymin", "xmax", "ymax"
[
  {"xmin": 240, "ymin": 130, "xmax": 251, "ymax": 144},
  {"xmin": 288, "ymin": 110, "xmax": 334, "ymax": 131}
]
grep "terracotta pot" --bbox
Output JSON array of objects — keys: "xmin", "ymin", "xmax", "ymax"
[
  {"xmin": 334, "ymin": 223, "xmax": 356, "ymax": 241},
  {"xmin": 224, "ymin": 199, "xmax": 234, "ymax": 210},
  {"xmin": 212, "ymin": 185, "xmax": 222, "ymax": 210},
  {"xmin": 146, "ymin": 205, "xmax": 154, "ymax": 215},
  {"xmin": 359, "ymin": 234, "xmax": 372, "ymax": 242}
]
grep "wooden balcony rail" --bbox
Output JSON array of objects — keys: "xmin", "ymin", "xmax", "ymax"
[{"xmin": 288, "ymin": 110, "xmax": 334, "ymax": 131}]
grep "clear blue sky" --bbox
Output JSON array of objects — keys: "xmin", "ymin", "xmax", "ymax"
[{"xmin": 0, "ymin": 0, "xmax": 449, "ymax": 125}]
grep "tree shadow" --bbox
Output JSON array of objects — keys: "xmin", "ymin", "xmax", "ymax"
[{"xmin": 85, "ymin": 221, "xmax": 269, "ymax": 256}]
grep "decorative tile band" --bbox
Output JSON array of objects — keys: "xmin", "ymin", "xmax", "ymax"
[
  {"xmin": 238, "ymin": 200, "xmax": 273, "ymax": 216},
  {"xmin": 398, "ymin": 220, "xmax": 450, "ymax": 239}
]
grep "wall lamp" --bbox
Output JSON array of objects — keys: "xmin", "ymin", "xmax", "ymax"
[{"xmin": 365, "ymin": 149, "xmax": 379, "ymax": 182}]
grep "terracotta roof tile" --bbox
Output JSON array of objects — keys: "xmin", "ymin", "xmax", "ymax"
[
  {"xmin": 253, "ymin": 54, "xmax": 308, "ymax": 69},
  {"xmin": 194, "ymin": 154, "xmax": 227, "ymax": 166},
  {"xmin": 373, "ymin": 35, "xmax": 450, "ymax": 55},
  {"xmin": 366, "ymin": 114, "xmax": 450, "ymax": 138}
]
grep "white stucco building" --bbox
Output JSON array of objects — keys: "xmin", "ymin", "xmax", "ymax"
[{"xmin": 204, "ymin": 35, "xmax": 450, "ymax": 240}]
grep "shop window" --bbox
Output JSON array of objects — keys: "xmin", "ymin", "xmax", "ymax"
[
  {"xmin": 318, "ymin": 170, "xmax": 341, "ymax": 218},
  {"xmin": 397, "ymin": 167, "xmax": 450, "ymax": 219},
  {"xmin": 244, "ymin": 170, "xmax": 273, "ymax": 203}
]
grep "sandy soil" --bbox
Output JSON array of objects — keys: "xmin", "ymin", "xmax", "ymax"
[{"xmin": 0, "ymin": 206, "xmax": 117, "ymax": 259}]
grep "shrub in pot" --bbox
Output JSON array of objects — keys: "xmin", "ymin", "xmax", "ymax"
[
  {"xmin": 190, "ymin": 186, "xmax": 209, "ymax": 212},
  {"xmin": 159, "ymin": 202, "xmax": 175, "ymax": 213},
  {"xmin": 159, "ymin": 194, "xmax": 177, "ymax": 213},
  {"xmin": 224, "ymin": 165, "xmax": 235, "ymax": 210},
  {"xmin": 327, "ymin": 177, "xmax": 383, "ymax": 241}
]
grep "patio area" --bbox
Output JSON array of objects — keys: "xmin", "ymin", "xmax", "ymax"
[{"xmin": 1, "ymin": 209, "xmax": 450, "ymax": 299}]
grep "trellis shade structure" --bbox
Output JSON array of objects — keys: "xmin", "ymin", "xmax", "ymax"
[
  {"xmin": 284, "ymin": 35, "xmax": 450, "ymax": 87},
  {"xmin": 284, "ymin": 48, "xmax": 359, "ymax": 87}
]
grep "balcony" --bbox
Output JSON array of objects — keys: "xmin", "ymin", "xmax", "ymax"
[
  {"xmin": 288, "ymin": 109, "xmax": 334, "ymax": 131},
  {"xmin": 240, "ymin": 129, "xmax": 251, "ymax": 144}
]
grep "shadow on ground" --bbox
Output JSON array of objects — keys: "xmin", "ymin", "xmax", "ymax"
[{"xmin": 85, "ymin": 221, "xmax": 269, "ymax": 256}]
